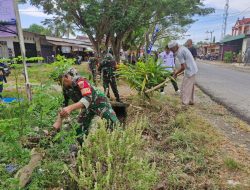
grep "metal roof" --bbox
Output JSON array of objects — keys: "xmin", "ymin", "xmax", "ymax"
[
  {"xmin": 46, "ymin": 36, "xmax": 92, "ymax": 47},
  {"xmin": 221, "ymin": 34, "xmax": 246, "ymax": 43},
  {"xmin": 47, "ymin": 40, "xmax": 90, "ymax": 48}
]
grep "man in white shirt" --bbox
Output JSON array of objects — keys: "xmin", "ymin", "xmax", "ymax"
[
  {"xmin": 168, "ymin": 41, "xmax": 198, "ymax": 105},
  {"xmin": 158, "ymin": 45, "xmax": 179, "ymax": 94}
]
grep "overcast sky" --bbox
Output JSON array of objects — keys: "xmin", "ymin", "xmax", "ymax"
[{"xmin": 18, "ymin": 0, "xmax": 250, "ymax": 44}]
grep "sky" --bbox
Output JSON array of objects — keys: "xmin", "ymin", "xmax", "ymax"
[{"xmin": 18, "ymin": 0, "xmax": 250, "ymax": 44}]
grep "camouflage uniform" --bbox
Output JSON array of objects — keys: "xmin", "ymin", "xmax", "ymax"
[
  {"xmin": 99, "ymin": 54, "xmax": 120, "ymax": 101},
  {"xmin": 62, "ymin": 75, "xmax": 119, "ymax": 136},
  {"xmin": 0, "ymin": 63, "xmax": 8, "ymax": 99},
  {"xmin": 88, "ymin": 57, "xmax": 98, "ymax": 84}
]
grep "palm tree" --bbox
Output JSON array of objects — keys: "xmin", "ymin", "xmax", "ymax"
[{"xmin": 42, "ymin": 17, "xmax": 75, "ymax": 38}]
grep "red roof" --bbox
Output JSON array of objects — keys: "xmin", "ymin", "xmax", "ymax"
[{"xmin": 238, "ymin": 18, "xmax": 250, "ymax": 25}]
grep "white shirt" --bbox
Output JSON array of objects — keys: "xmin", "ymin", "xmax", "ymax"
[
  {"xmin": 158, "ymin": 51, "xmax": 175, "ymax": 71},
  {"xmin": 176, "ymin": 46, "xmax": 198, "ymax": 77}
]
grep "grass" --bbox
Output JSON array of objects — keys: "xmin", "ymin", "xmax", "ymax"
[
  {"xmin": 128, "ymin": 94, "xmax": 250, "ymax": 189},
  {"xmin": 224, "ymin": 157, "xmax": 241, "ymax": 170},
  {"xmin": 1, "ymin": 63, "xmax": 250, "ymax": 189}
]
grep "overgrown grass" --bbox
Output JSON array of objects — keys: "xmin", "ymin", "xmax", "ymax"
[
  {"xmin": 66, "ymin": 119, "xmax": 158, "ymax": 189},
  {"xmin": 127, "ymin": 94, "xmax": 250, "ymax": 189},
  {"xmin": 1, "ymin": 62, "xmax": 250, "ymax": 189}
]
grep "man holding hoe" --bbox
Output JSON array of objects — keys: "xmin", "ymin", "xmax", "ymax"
[{"xmin": 168, "ymin": 41, "xmax": 198, "ymax": 105}]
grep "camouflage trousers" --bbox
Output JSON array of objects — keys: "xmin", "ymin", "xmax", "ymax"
[
  {"xmin": 76, "ymin": 100, "xmax": 119, "ymax": 138},
  {"xmin": 103, "ymin": 75, "xmax": 120, "ymax": 100}
]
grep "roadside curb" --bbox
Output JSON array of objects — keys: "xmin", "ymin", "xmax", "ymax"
[{"xmin": 198, "ymin": 60, "xmax": 250, "ymax": 73}]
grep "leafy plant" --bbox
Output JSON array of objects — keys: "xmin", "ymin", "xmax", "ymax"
[
  {"xmin": 223, "ymin": 51, "xmax": 233, "ymax": 63},
  {"xmin": 117, "ymin": 57, "xmax": 172, "ymax": 96},
  {"xmin": 66, "ymin": 119, "xmax": 158, "ymax": 189},
  {"xmin": 0, "ymin": 56, "xmax": 44, "ymax": 64},
  {"xmin": 49, "ymin": 55, "xmax": 75, "ymax": 81}
]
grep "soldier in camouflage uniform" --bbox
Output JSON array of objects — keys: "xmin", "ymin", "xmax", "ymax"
[
  {"xmin": 53, "ymin": 69, "xmax": 119, "ymax": 141},
  {"xmin": 0, "ymin": 63, "xmax": 9, "ymax": 99},
  {"xmin": 88, "ymin": 57, "xmax": 98, "ymax": 85},
  {"xmin": 99, "ymin": 54, "xmax": 121, "ymax": 102}
]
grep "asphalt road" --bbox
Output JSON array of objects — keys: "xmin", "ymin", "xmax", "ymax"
[{"xmin": 196, "ymin": 61, "xmax": 250, "ymax": 123}]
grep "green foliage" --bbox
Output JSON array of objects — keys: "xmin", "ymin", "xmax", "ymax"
[
  {"xmin": 0, "ymin": 56, "xmax": 44, "ymax": 64},
  {"xmin": 27, "ymin": 84, "xmax": 63, "ymax": 127},
  {"xmin": 25, "ymin": 23, "xmax": 52, "ymax": 36},
  {"xmin": 117, "ymin": 58, "xmax": 172, "ymax": 95},
  {"xmin": 66, "ymin": 119, "xmax": 158, "ymax": 189},
  {"xmin": 29, "ymin": 0, "xmax": 214, "ymax": 60},
  {"xmin": 42, "ymin": 18, "xmax": 76, "ymax": 37},
  {"xmin": 224, "ymin": 51, "xmax": 233, "ymax": 63},
  {"xmin": 27, "ymin": 161, "xmax": 67, "ymax": 189},
  {"xmin": 224, "ymin": 158, "xmax": 241, "ymax": 170},
  {"xmin": 49, "ymin": 55, "xmax": 75, "ymax": 81}
]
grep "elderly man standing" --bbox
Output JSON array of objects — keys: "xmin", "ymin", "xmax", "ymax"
[
  {"xmin": 168, "ymin": 41, "xmax": 198, "ymax": 105},
  {"xmin": 186, "ymin": 39, "xmax": 197, "ymax": 59}
]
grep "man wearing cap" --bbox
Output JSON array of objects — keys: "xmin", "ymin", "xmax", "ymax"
[
  {"xmin": 99, "ymin": 53, "xmax": 121, "ymax": 102},
  {"xmin": 53, "ymin": 69, "xmax": 119, "ymax": 142},
  {"xmin": 168, "ymin": 41, "xmax": 198, "ymax": 105}
]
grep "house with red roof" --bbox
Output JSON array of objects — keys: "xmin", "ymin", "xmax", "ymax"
[
  {"xmin": 221, "ymin": 17, "xmax": 250, "ymax": 63},
  {"xmin": 232, "ymin": 17, "xmax": 250, "ymax": 36}
]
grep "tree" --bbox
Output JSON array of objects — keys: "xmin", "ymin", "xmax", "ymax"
[
  {"xmin": 42, "ymin": 17, "xmax": 76, "ymax": 38},
  {"xmin": 25, "ymin": 24, "xmax": 52, "ymax": 35},
  {"xmin": 27, "ymin": 0, "xmax": 214, "ymax": 61}
]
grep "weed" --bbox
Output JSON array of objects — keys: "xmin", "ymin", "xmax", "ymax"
[
  {"xmin": 66, "ymin": 119, "xmax": 158, "ymax": 190},
  {"xmin": 224, "ymin": 157, "xmax": 241, "ymax": 170}
]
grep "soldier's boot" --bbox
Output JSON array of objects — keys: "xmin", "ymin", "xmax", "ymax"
[
  {"xmin": 113, "ymin": 88, "xmax": 121, "ymax": 102},
  {"xmin": 104, "ymin": 88, "xmax": 110, "ymax": 98}
]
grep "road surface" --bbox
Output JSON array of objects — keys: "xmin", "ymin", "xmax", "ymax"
[{"xmin": 196, "ymin": 61, "xmax": 250, "ymax": 123}]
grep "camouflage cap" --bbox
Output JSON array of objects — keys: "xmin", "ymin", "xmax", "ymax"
[{"xmin": 65, "ymin": 68, "xmax": 78, "ymax": 77}]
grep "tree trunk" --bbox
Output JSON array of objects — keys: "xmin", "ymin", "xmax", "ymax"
[
  {"xmin": 105, "ymin": 33, "xmax": 110, "ymax": 53},
  {"xmin": 87, "ymin": 34, "xmax": 101, "ymax": 57},
  {"xmin": 111, "ymin": 36, "xmax": 122, "ymax": 63}
]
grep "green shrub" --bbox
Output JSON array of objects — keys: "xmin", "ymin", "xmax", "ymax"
[
  {"xmin": 223, "ymin": 51, "xmax": 233, "ymax": 63},
  {"xmin": 117, "ymin": 57, "xmax": 172, "ymax": 96},
  {"xmin": 49, "ymin": 55, "xmax": 75, "ymax": 81},
  {"xmin": 66, "ymin": 119, "xmax": 158, "ymax": 190},
  {"xmin": 0, "ymin": 56, "xmax": 44, "ymax": 64}
]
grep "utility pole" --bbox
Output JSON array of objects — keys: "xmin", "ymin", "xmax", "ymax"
[
  {"xmin": 206, "ymin": 31, "xmax": 214, "ymax": 43},
  {"xmin": 13, "ymin": 0, "xmax": 32, "ymax": 101},
  {"xmin": 221, "ymin": 0, "xmax": 229, "ymax": 40}
]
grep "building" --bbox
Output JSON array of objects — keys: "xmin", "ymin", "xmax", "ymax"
[
  {"xmin": 232, "ymin": 17, "xmax": 250, "ymax": 36},
  {"xmin": 221, "ymin": 17, "xmax": 250, "ymax": 62},
  {"xmin": 0, "ymin": 31, "xmax": 93, "ymax": 62},
  {"xmin": 199, "ymin": 43, "xmax": 220, "ymax": 56}
]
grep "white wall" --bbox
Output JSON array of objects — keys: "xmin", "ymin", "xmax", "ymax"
[
  {"xmin": 0, "ymin": 32, "xmax": 40, "ymax": 57},
  {"xmin": 242, "ymin": 38, "xmax": 250, "ymax": 54}
]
